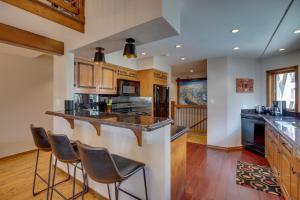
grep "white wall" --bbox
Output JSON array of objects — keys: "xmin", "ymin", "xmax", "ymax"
[
  {"xmin": 226, "ymin": 57, "xmax": 262, "ymax": 147},
  {"xmin": 207, "ymin": 57, "xmax": 261, "ymax": 147},
  {"xmin": 260, "ymin": 50, "xmax": 300, "ymax": 110},
  {"xmin": 207, "ymin": 57, "xmax": 229, "ymax": 147},
  {"xmin": 0, "ymin": 53, "xmax": 53, "ymax": 158}
]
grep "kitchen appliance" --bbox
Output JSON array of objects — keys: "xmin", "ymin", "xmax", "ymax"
[
  {"xmin": 255, "ymin": 105, "xmax": 265, "ymax": 114},
  {"xmin": 241, "ymin": 115, "xmax": 265, "ymax": 156},
  {"xmin": 272, "ymin": 101, "xmax": 286, "ymax": 116},
  {"xmin": 99, "ymin": 101, "xmax": 107, "ymax": 112},
  {"xmin": 153, "ymin": 84, "xmax": 169, "ymax": 118},
  {"xmin": 118, "ymin": 79, "xmax": 140, "ymax": 96},
  {"xmin": 64, "ymin": 100, "xmax": 74, "ymax": 111}
]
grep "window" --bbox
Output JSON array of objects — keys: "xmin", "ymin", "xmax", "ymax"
[{"xmin": 267, "ymin": 66, "xmax": 298, "ymax": 111}]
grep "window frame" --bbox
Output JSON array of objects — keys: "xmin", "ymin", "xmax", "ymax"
[{"xmin": 266, "ymin": 66, "xmax": 298, "ymax": 112}]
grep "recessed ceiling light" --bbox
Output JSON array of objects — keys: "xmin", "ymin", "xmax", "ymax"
[
  {"xmin": 141, "ymin": 52, "xmax": 146, "ymax": 55},
  {"xmin": 164, "ymin": 53, "xmax": 170, "ymax": 57},
  {"xmin": 181, "ymin": 57, "xmax": 185, "ymax": 60},
  {"xmin": 294, "ymin": 29, "xmax": 300, "ymax": 34},
  {"xmin": 190, "ymin": 69, "xmax": 194, "ymax": 73},
  {"xmin": 231, "ymin": 29, "xmax": 239, "ymax": 33},
  {"xmin": 279, "ymin": 48, "xmax": 285, "ymax": 51},
  {"xmin": 233, "ymin": 47, "xmax": 239, "ymax": 50},
  {"xmin": 176, "ymin": 44, "xmax": 182, "ymax": 48}
]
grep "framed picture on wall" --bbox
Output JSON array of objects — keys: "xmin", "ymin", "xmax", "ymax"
[
  {"xmin": 236, "ymin": 78, "xmax": 254, "ymax": 93},
  {"xmin": 176, "ymin": 78, "xmax": 207, "ymax": 105}
]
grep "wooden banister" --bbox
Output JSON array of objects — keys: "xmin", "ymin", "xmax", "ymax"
[{"xmin": 172, "ymin": 102, "xmax": 207, "ymax": 134}]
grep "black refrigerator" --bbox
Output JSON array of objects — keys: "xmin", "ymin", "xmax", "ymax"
[{"xmin": 153, "ymin": 84, "xmax": 169, "ymax": 118}]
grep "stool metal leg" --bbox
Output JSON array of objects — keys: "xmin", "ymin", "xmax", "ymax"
[
  {"xmin": 115, "ymin": 183, "xmax": 119, "ymax": 200},
  {"xmin": 143, "ymin": 168, "xmax": 148, "ymax": 200},
  {"xmin": 107, "ymin": 184, "xmax": 111, "ymax": 200},
  {"xmin": 50, "ymin": 157, "xmax": 57, "ymax": 200},
  {"xmin": 46, "ymin": 153, "xmax": 53, "ymax": 200},
  {"xmin": 72, "ymin": 162, "xmax": 79, "ymax": 200},
  {"xmin": 32, "ymin": 149, "xmax": 40, "ymax": 196}
]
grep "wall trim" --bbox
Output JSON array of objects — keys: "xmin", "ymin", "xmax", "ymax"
[
  {"xmin": 207, "ymin": 145, "xmax": 244, "ymax": 152},
  {"xmin": 0, "ymin": 149, "xmax": 37, "ymax": 160}
]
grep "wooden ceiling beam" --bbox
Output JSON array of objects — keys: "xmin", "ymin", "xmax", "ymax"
[
  {"xmin": 0, "ymin": 23, "xmax": 64, "ymax": 55},
  {"xmin": 0, "ymin": 0, "xmax": 84, "ymax": 32}
]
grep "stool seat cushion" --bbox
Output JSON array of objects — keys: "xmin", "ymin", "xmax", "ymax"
[{"xmin": 111, "ymin": 154, "xmax": 145, "ymax": 178}]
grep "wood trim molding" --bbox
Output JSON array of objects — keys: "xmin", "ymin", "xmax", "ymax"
[
  {"xmin": 1, "ymin": 0, "xmax": 84, "ymax": 32},
  {"xmin": 0, "ymin": 149, "xmax": 37, "ymax": 161},
  {"xmin": 0, "ymin": 23, "xmax": 64, "ymax": 55},
  {"xmin": 266, "ymin": 65, "xmax": 298, "ymax": 111},
  {"xmin": 207, "ymin": 145, "xmax": 244, "ymax": 152}
]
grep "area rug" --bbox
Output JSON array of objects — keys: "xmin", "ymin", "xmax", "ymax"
[{"xmin": 236, "ymin": 161, "xmax": 282, "ymax": 196}]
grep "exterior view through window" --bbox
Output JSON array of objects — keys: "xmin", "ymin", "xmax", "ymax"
[
  {"xmin": 275, "ymin": 72, "xmax": 296, "ymax": 110},
  {"xmin": 267, "ymin": 66, "xmax": 298, "ymax": 112}
]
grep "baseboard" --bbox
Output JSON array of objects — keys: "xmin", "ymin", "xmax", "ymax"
[
  {"xmin": 207, "ymin": 145, "xmax": 244, "ymax": 152},
  {"xmin": 0, "ymin": 149, "xmax": 37, "ymax": 161},
  {"xmin": 56, "ymin": 167, "xmax": 108, "ymax": 200}
]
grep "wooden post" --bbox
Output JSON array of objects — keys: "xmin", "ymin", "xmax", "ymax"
[{"xmin": 171, "ymin": 101, "xmax": 175, "ymax": 120}]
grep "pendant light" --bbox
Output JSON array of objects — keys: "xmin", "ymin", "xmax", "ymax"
[
  {"xmin": 123, "ymin": 38, "xmax": 137, "ymax": 58},
  {"xmin": 94, "ymin": 47, "xmax": 105, "ymax": 64}
]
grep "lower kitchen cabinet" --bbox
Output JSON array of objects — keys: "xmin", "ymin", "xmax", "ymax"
[
  {"xmin": 265, "ymin": 125, "xmax": 300, "ymax": 200},
  {"xmin": 291, "ymin": 151, "xmax": 300, "ymax": 200}
]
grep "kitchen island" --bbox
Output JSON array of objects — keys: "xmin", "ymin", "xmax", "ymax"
[{"xmin": 47, "ymin": 110, "xmax": 187, "ymax": 200}]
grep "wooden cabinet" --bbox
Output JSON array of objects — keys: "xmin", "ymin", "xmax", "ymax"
[
  {"xmin": 279, "ymin": 137, "xmax": 293, "ymax": 198},
  {"xmin": 153, "ymin": 69, "xmax": 168, "ymax": 86},
  {"xmin": 171, "ymin": 134, "xmax": 187, "ymax": 200},
  {"xmin": 291, "ymin": 150, "xmax": 300, "ymax": 200},
  {"xmin": 98, "ymin": 63, "xmax": 117, "ymax": 95},
  {"xmin": 74, "ymin": 58, "xmax": 98, "ymax": 94},
  {"xmin": 117, "ymin": 66, "xmax": 138, "ymax": 81},
  {"xmin": 265, "ymin": 125, "xmax": 300, "ymax": 200}
]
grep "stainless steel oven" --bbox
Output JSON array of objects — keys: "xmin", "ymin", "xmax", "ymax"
[{"xmin": 117, "ymin": 79, "xmax": 140, "ymax": 96}]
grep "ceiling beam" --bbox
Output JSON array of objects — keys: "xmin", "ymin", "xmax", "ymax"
[
  {"xmin": 0, "ymin": 23, "xmax": 64, "ymax": 55},
  {"xmin": 0, "ymin": 0, "xmax": 84, "ymax": 32}
]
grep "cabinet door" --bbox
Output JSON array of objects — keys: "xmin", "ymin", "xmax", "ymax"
[
  {"xmin": 291, "ymin": 150, "xmax": 300, "ymax": 200},
  {"xmin": 117, "ymin": 67, "xmax": 138, "ymax": 81},
  {"xmin": 99, "ymin": 64, "xmax": 117, "ymax": 94},
  {"xmin": 279, "ymin": 138, "xmax": 292, "ymax": 198},
  {"xmin": 74, "ymin": 59, "xmax": 98, "ymax": 94}
]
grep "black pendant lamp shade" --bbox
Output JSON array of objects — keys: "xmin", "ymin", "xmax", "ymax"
[
  {"xmin": 123, "ymin": 38, "xmax": 137, "ymax": 58},
  {"xmin": 94, "ymin": 47, "xmax": 105, "ymax": 64}
]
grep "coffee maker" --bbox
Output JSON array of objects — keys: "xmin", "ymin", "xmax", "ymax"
[{"xmin": 271, "ymin": 101, "xmax": 286, "ymax": 116}]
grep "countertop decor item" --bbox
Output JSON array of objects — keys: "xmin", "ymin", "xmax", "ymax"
[{"xmin": 236, "ymin": 78, "xmax": 254, "ymax": 93}]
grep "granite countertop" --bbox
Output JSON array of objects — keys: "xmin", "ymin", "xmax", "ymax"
[
  {"xmin": 46, "ymin": 110, "xmax": 173, "ymax": 132},
  {"xmin": 171, "ymin": 125, "xmax": 188, "ymax": 142},
  {"xmin": 241, "ymin": 112, "xmax": 300, "ymax": 149}
]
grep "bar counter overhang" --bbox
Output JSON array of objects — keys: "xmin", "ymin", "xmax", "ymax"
[{"xmin": 46, "ymin": 110, "xmax": 174, "ymax": 200}]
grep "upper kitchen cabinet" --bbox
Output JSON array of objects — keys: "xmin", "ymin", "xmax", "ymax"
[
  {"xmin": 117, "ymin": 66, "xmax": 138, "ymax": 81},
  {"xmin": 74, "ymin": 58, "xmax": 98, "ymax": 94},
  {"xmin": 137, "ymin": 69, "xmax": 168, "ymax": 97},
  {"xmin": 153, "ymin": 69, "xmax": 168, "ymax": 86},
  {"xmin": 98, "ymin": 63, "xmax": 118, "ymax": 95}
]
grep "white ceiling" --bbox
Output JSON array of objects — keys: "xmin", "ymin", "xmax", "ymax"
[{"xmin": 136, "ymin": 0, "xmax": 300, "ymax": 67}]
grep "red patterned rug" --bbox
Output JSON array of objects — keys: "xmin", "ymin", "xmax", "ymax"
[{"xmin": 236, "ymin": 161, "xmax": 282, "ymax": 196}]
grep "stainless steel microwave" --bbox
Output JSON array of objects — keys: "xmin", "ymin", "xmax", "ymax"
[{"xmin": 117, "ymin": 79, "xmax": 140, "ymax": 96}]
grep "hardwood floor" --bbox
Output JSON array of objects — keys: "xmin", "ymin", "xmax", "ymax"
[
  {"xmin": 0, "ymin": 144, "xmax": 283, "ymax": 200},
  {"xmin": 184, "ymin": 143, "xmax": 284, "ymax": 200},
  {"xmin": 187, "ymin": 133, "xmax": 207, "ymax": 145},
  {"xmin": 0, "ymin": 150, "xmax": 103, "ymax": 200}
]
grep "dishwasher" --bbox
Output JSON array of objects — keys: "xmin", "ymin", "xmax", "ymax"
[{"xmin": 241, "ymin": 115, "xmax": 265, "ymax": 156}]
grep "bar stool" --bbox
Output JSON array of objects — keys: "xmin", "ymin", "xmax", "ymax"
[
  {"xmin": 30, "ymin": 124, "xmax": 70, "ymax": 199},
  {"xmin": 47, "ymin": 131, "xmax": 88, "ymax": 200},
  {"xmin": 76, "ymin": 141, "xmax": 148, "ymax": 200}
]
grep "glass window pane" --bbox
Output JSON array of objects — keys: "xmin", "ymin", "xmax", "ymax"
[{"xmin": 275, "ymin": 72, "xmax": 296, "ymax": 110}]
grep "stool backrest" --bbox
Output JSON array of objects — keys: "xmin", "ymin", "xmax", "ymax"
[
  {"xmin": 47, "ymin": 131, "xmax": 79, "ymax": 163},
  {"xmin": 30, "ymin": 124, "xmax": 51, "ymax": 150},
  {"xmin": 76, "ymin": 141, "xmax": 122, "ymax": 184}
]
